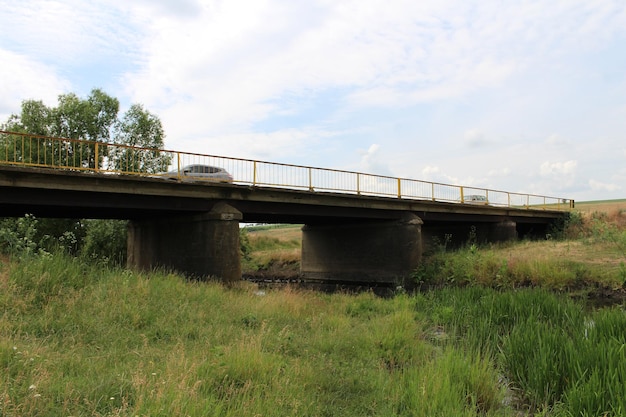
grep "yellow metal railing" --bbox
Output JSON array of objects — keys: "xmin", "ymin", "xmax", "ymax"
[{"xmin": 0, "ymin": 130, "xmax": 574, "ymax": 211}]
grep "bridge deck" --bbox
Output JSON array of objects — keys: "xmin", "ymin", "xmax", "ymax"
[{"xmin": 1, "ymin": 165, "xmax": 565, "ymax": 226}]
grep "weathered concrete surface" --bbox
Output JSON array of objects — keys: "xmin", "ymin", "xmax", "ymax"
[
  {"xmin": 421, "ymin": 218, "xmax": 519, "ymax": 253},
  {"xmin": 489, "ymin": 219, "xmax": 518, "ymax": 242},
  {"xmin": 127, "ymin": 202, "xmax": 242, "ymax": 283},
  {"xmin": 301, "ymin": 214, "xmax": 423, "ymax": 286}
]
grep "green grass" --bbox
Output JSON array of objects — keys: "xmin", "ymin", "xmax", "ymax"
[
  {"xmin": 2, "ymin": 201, "xmax": 626, "ymax": 416},
  {"xmin": 241, "ymin": 226, "xmax": 302, "ymax": 273},
  {"xmin": 2, "ymin": 253, "xmax": 626, "ymax": 416}
]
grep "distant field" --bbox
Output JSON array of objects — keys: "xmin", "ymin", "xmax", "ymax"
[
  {"xmin": 244, "ymin": 224, "xmax": 302, "ymax": 242},
  {"xmin": 574, "ymin": 199, "xmax": 626, "ymax": 213}
]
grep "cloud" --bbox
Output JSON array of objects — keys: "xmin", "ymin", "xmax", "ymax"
[
  {"xmin": 589, "ymin": 179, "xmax": 621, "ymax": 192},
  {"xmin": 488, "ymin": 167, "xmax": 511, "ymax": 177},
  {"xmin": 545, "ymin": 134, "xmax": 572, "ymax": 147},
  {"xmin": 107, "ymin": 0, "xmax": 626, "ymax": 157},
  {"xmin": 358, "ymin": 144, "xmax": 392, "ymax": 176},
  {"xmin": 0, "ymin": 49, "xmax": 69, "ymax": 121},
  {"xmin": 464, "ymin": 129, "xmax": 490, "ymax": 148},
  {"xmin": 540, "ymin": 160, "xmax": 578, "ymax": 176},
  {"xmin": 422, "ymin": 165, "xmax": 441, "ymax": 177},
  {"xmin": 1, "ymin": 1, "xmax": 138, "ymax": 66}
]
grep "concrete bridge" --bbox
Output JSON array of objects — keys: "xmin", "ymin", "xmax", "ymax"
[
  {"xmin": 0, "ymin": 164, "xmax": 569, "ymax": 287},
  {"xmin": 0, "ymin": 130, "xmax": 572, "ymax": 286}
]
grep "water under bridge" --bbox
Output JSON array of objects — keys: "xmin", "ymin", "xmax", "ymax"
[{"xmin": 0, "ymin": 131, "xmax": 572, "ymax": 286}]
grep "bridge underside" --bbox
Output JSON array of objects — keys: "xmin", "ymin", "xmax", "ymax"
[
  {"xmin": 1, "ymin": 166, "xmax": 565, "ymax": 285},
  {"xmin": 125, "ymin": 205, "xmax": 526, "ymax": 287}
]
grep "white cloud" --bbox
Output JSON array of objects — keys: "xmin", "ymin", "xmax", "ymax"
[
  {"xmin": 464, "ymin": 129, "xmax": 490, "ymax": 148},
  {"xmin": 422, "ymin": 165, "xmax": 441, "ymax": 177},
  {"xmin": 488, "ymin": 167, "xmax": 511, "ymax": 177},
  {"xmin": 358, "ymin": 144, "xmax": 392, "ymax": 176},
  {"xmin": 0, "ymin": 49, "xmax": 69, "ymax": 121},
  {"xmin": 1, "ymin": 1, "xmax": 138, "ymax": 66},
  {"xmin": 540, "ymin": 160, "xmax": 578, "ymax": 177},
  {"xmin": 589, "ymin": 179, "xmax": 621, "ymax": 192}
]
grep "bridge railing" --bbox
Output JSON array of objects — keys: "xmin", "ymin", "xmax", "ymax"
[{"xmin": 0, "ymin": 130, "xmax": 573, "ymax": 210}]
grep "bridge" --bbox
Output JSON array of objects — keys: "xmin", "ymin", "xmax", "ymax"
[{"xmin": 0, "ymin": 131, "xmax": 572, "ymax": 286}]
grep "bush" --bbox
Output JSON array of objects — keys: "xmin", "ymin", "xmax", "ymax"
[
  {"xmin": 81, "ymin": 219, "xmax": 127, "ymax": 266},
  {"xmin": 0, "ymin": 215, "xmax": 41, "ymax": 257}
]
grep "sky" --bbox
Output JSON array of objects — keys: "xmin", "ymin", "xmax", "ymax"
[{"xmin": 1, "ymin": 0, "xmax": 625, "ymax": 202}]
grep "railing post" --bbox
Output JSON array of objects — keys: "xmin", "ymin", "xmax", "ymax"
[
  {"xmin": 397, "ymin": 178, "xmax": 401, "ymax": 198},
  {"xmin": 507, "ymin": 193, "xmax": 510, "ymax": 208},
  {"xmin": 357, "ymin": 173, "xmax": 361, "ymax": 195},
  {"xmin": 308, "ymin": 167, "xmax": 313, "ymax": 191},
  {"xmin": 432, "ymin": 183, "xmax": 435, "ymax": 201},
  {"xmin": 253, "ymin": 161, "xmax": 257, "ymax": 186},
  {"xmin": 95, "ymin": 142, "xmax": 99, "ymax": 172},
  {"xmin": 177, "ymin": 153, "xmax": 181, "ymax": 179},
  {"xmin": 460, "ymin": 186, "xmax": 465, "ymax": 203}
]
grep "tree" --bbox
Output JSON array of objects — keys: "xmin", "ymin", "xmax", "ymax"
[
  {"xmin": 2, "ymin": 89, "xmax": 119, "ymax": 140},
  {"xmin": 110, "ymin": 104, "xmax": 171, "ymax": 173},
  {"xmin": 2, "ymin": 89, "xmax": 120, "ymax": 168},
  {"xmin": 1, "ymin": 89, "xmax": 168, "ymax": 172},
  {"xmin": 51, "ymin": 89, "xmax": 119, "ymax": 142}
]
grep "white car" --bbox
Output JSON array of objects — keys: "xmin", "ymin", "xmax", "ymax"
[
  {"xmin": 464, "ymin": 195, "xmax": 488, "ymax": 204},
  {"xmin": 165, "ymin": 164, "xmax": 233, "ymax": 182}
]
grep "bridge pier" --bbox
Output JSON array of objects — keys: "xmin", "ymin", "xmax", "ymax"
[
  {"xmin": 127, "ymin": 202, "xmax": 242, "ymax": 283},
  {"xmin": 421, "ymin": 218, "xmax": 519, "ymax": 253},
  {"xmin": 489, "ymin": 219, "xmax": 518, "ymax": 242},
  {"xmin": 300, "ymin": 214, "xmax": 423, "ymax": 287}
]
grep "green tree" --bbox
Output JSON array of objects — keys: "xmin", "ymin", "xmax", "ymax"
[
  {"xmin": 50, "ymin": 89, "xmax": 119, "ymax": 141},
  {"xmin": 2, "ymin": 89, "xmax": 168, "ymax": 172},
  {"xmin": 110, "ymin": 104, "xmax": 171, "ymax": 173},
  {"xmin": 1, "ymin": 89, "xmax": 120, "ymax": 168},
  {"xmin": 3, "ymin": 100, "xmax": 52, "ymax": 135},
  {"xmin": 1, "ymin": 100, "xmax": 52, "ymax": 164}
]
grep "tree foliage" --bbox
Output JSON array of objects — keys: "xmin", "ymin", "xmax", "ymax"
[
  {"xmin": 1, "ymin": 88, "xmax": 169, "ymax": 172},
  {"xmin": 110, "ymin": 104, "xmax": 170, "ymax": 173}
]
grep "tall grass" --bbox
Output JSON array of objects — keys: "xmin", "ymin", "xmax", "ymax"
[
  {"xmin": 2, "ymin": 252, "xmax": 625, "ymax": 416},
  {"xmin": 1, "ymin": 253, "xmax": 510, "ymax": 416},
  {"xmin": 419, "ymin": 286, "xmax": 626, "ymax": 415}
]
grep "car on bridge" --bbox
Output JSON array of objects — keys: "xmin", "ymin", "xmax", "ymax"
[
  {"xmin": 464, "ymin": 195, "xmax": 489, "ymax": 204},
  {"xmin": 164, "ymin": 164, "xmax": 233, "ymax": 182}
]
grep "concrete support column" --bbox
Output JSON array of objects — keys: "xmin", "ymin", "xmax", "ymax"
[
  {"xmin": 127, "ymin": 202, "xmax": 242, "ymax": 283},
  {"xmin": 489, "ymin": 219, "xmax": 517, "ymax": 242},
  {"xmin": 301, "ymin": 214, "xmax": 423, "ymax": 286}
]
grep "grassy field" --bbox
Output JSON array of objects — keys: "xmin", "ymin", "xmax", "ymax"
[
  {"xmin": 241, "ymin": 224, "xmax": 302, "ymax": 275},
  {"xmin": 2, "ymin": 254, "xmax": 626, "ymax": 416},
  {"xmin": 1, "ymin": 200, "xmax": 625, "ymax": 416},
  {"xmin": 574, "ymin": 198, "xmax": 626, "ymax": 213}
]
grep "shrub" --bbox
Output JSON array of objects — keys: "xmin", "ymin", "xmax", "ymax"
[{"xmin": 81, "ymin": 219, "xmax": 127, "ymax": 266}]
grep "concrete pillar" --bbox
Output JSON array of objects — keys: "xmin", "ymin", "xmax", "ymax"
[
  {"xmin": 127, "ymin": 202, "xmax": 242, "ymax": 283},
  {"xmin": 489, "ymin": 219, "xmax": 517, "ymax": 242},
  {"xmin": 301, "ymin": 214, "xmax": 423, "ymax": 287}
]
